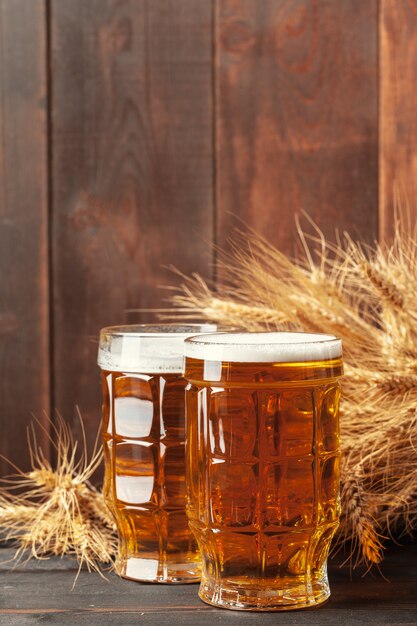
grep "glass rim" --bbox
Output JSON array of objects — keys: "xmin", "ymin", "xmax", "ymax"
[
  {"xmin": 99, "ymin": 323, "xmax": 220, "ymax": 338},
  {"xmin": 184, "ymin": 331, "xmax": 342, "ymax": 363}
]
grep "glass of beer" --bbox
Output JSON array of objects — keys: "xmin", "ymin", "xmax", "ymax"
[
  {"xmin": 97, "ymin": 323, "xmax": 219, "ymax": 584},
  {"xmin": 184, "ymin": 331, "xmax": 343, "ymax": 610}
]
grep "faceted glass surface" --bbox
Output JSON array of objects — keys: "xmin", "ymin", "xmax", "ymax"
[
  {"xmin": 185, "ymin": 357, "xmax": 342, "ymax": 610},
  {"xmin": 101, "ymin": 371, "xmax": 200, "ymax": 583}
]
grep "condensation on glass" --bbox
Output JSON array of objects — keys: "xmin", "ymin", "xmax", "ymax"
[
  {"xmin": 184, "ymin": 332, "xmax": 343, "ymax": 610},
  {"xmin": 97, "ymin": 323, "xmax": 218, "ymax": 584}
]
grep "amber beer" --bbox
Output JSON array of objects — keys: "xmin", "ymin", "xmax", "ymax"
[
  {"xmin": 184, "ymin": 332, "xmax": 343, "ymax": 610},
  {"xmin": 97, "ymin": 324, "xmax": 218, "ymax": 583}
]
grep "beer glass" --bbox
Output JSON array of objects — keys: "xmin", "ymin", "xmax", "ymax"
[
  {"xmin": 184, "ymin": 332, "xmax": 343, "ymax": 610},
  {"xmin": 98, "ymin": 323, "xmax": 219, "ymax": 583}
]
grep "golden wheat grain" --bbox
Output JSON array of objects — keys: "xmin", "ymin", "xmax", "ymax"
[
  {"xmin": 338, "ymin": 476, "xmax": 384, "ymax": 564},
  {"xmin": 0, "ymin": 415, "xmax": 116, "ymax": 579},
  {"xmin": 359, "ymin": 260, "xmax": 404, "ymax": 309}
]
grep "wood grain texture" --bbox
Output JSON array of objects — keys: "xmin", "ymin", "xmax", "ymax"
[
  {"xmin": 50, "ymin": 0, "xmax": 213, "ymax": 452},
  {"xmin": 215, "ymin": 0, "xmax": 378, "ymax": 259},
  {"xmin": 379, "ymin": 0, "xmax": 417, "ymax": 241},
  {"xmin": 1, "ymin": 544, "xmax": 417, "ymax": 625},
  {"xmin": 0, "ymin": 0, "xmax": 50, "ymax": 472}
]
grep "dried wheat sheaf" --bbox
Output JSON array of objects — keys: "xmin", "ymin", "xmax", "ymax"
[
  {"xmin": 0, "ymin": 413, "xmax": 117, "ymax": 579},
  {"xmin": 1, "ymin": 221, "xmax": 416, "ymax": 574},
  {"xmin": 169, "ymin": 218, "xmax": 417, "ymax": 566}
]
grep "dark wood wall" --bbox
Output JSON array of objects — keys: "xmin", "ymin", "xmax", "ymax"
[{"xmin": 1, "ymin": 0, "xmax": 416, "ymax": 471}]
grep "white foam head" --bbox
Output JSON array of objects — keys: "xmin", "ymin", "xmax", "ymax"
[
  {"xmin": 184, "ymin": 332, "xmax": 342, "ymax": 363},
  {"xmin": 97, "ymin": 324, "xmax": 219, "ymax": 373}
]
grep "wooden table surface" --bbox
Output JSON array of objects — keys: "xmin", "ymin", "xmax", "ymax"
[{"xmin": 1, "ymin": 543, "xmax": 416, "ymax": 625}]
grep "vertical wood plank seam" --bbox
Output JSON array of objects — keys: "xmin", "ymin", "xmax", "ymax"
[
  {"xmin": 46, "ymin": 0, "xmax": 55, "ymax": 463},
  {"xmin": 212, "ymin": 0, "xmax": 218, "ymax": 292},
  {"xmin": 0, "ymin": 8, "xmax": 6, "ymax": 216},
  {"xmin": 377, "ymin": 0, "xmax": 382, "ymax": 244}
]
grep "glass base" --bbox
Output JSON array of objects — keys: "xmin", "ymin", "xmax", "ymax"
[
  {"xmin": 198, "ymin": 575, "xmax": 330, "ymax": 611},
  {"xmin": 118, "ymin": 557, "xmax": 200, "ymax": 584}
]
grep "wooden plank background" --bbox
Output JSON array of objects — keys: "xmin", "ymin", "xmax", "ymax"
[
  {"xmin": 379, "ymin": 0, "xmax": 417, "ymax": 241},
  {"xmin": 216, "ymin": 0, "xmax": 378, "ymax": 256},
  {"xmin": 50, "ymin": 0, "xmax": 213, "ymax": 457},
  {"xmin": 0, "ymin": 0, "xmax": 50, "ymax": 473},
  {"xmin": 0, "ymin": 0, "xmax": 416, "ymax": 469}
]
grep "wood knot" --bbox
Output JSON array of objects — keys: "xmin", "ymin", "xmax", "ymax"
[
  {"xmin": 220, "ymin": 20, "xmax": 256, "ymax": 55},
  {"xmin": 0, "ymin": 312, "xmax": 18, "ymax": 335}
]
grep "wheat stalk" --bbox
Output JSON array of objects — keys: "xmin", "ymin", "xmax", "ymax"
[
  {"xmin": 167, "ymin": 218, "xmax": 417, "ymax": 567},
  {"xmin": 0, "ymin": 413, "xmax": 116, "ymax": 581},
  {"xmin": 339, "ymin": 475, "xmax": 384, "ymax": 566}
]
